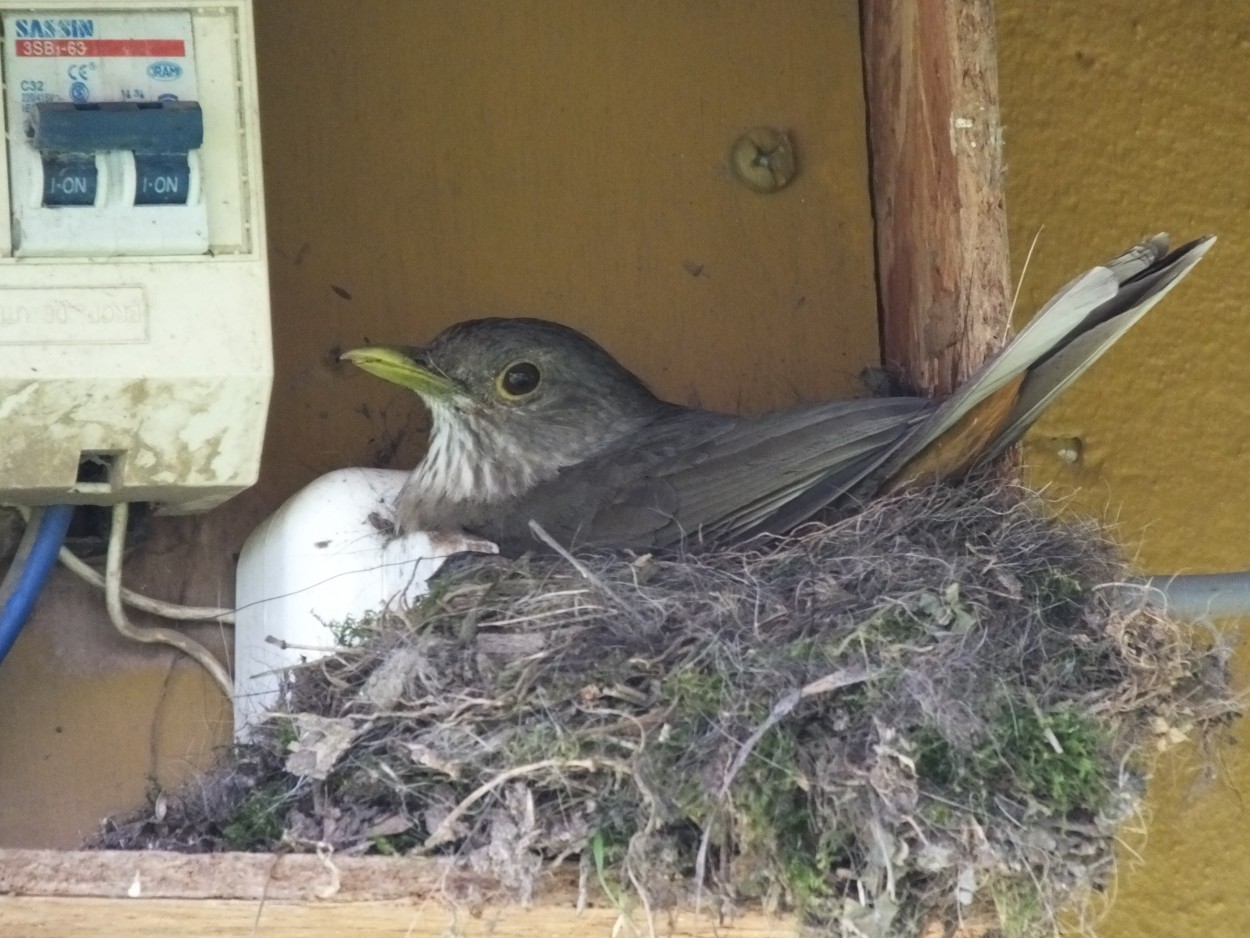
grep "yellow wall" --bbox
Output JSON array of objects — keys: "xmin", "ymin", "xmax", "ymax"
[{"xmin": 998, "ymin": 3, "xmax": 1250, "ymax": 936}]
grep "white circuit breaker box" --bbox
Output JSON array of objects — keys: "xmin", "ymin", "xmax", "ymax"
[{"xmin": 0, "ymin": 1, "xmax": 270, "ymax": 512}]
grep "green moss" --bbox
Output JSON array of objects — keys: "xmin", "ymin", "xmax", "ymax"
[
  {"xmin": 731, "ymin": 730, "xmax": 846, "ymax": 911},
  {"xmin": 914, "ymin": 729, "xmax": 985, "ymax": 805},
  {"xmin": 371, "ymin": 829, "xmax": 421, "ymax": 855},
  {"xmin": 995, "ymin": 706, "xmax": 1107, "ymax": 814},
  {"xmin": 270, "ymin": 717, "xmax": 298, "ymax": 750},
  {"xmin": 1028, "ymin": 570, "xmax": 1085, "ymax": 611},
  {"xmin": 662, "ymin": 664, "xmax": 728, "ymax": 717},
  {"xmin": 919, "ymin": 799, "xmax": 955, "ymax": 826},
  {"xmin": 221, "ymin": 781, "xmax": 291, "ymax": 850},
  {"xmin": 501, "ymin": 721, "xmax": 582, "ymax": 764},
  {"xmin": 319, "ymin": 611, "xmax": 381, "ymax": 647},
  {"xmin": 914, "ymin": 705, "xmax": 1108, "ymax": 816},
  {"xmin": 869, "ymin": 610, "xmax": 924, "ymax": 643}
]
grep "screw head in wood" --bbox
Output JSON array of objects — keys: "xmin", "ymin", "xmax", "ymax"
[{"xmin": 730, "ymin": 127, "xmax": 796, "ymax": 193}]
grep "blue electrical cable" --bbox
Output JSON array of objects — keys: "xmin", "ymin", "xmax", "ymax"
[{"xmin": 0, "ymin": 505, "xmax": 74, "ymax": 666}]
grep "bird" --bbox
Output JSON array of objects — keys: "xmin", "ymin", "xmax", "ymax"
[{"xmin": 343, "ymin": 234, "xmax": 1213, "ymax": 555}]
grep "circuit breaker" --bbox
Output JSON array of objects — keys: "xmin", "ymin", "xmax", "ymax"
[{"xmin": 0, "ymin": 1, "xmax": 270, "ymax": 512}]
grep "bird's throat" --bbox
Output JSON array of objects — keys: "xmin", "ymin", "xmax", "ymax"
[{"xmin": 391, "ymin": 407, "xmax": 555, "ymax": 534}]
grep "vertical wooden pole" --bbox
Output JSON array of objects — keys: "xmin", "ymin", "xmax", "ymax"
[{"xmin": 861, "ymin": 0, "xmax": 1011, "ymax": 396}]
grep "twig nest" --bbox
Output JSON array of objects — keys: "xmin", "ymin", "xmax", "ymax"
[{"xmin": 93, "ymin": 480, "xmax": 1238, "ymax": 938}]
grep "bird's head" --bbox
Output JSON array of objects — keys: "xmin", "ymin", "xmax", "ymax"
[{"xmin": 342, "ymin": 318, "xmax": 675, "ymax": 526}]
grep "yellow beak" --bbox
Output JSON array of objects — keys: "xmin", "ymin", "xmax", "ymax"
[{"xmin": 340, "ymin": 346, "xmax": 459, "ymax": 399}]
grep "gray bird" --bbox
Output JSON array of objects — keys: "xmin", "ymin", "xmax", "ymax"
[{"xmin": 343, "ymin": 234, "xmax": 1213, "ymax": 554}]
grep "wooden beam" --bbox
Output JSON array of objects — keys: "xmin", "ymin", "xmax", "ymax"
[
  {"xmin": 0, "ymin": 896, "xmax": 793, "ymax": 938},
  {"xmin": 0, "ymin": 849, "xmax": 1000, "ymax": 938},
  {"xmin": 0, "ymin": 848, "xmax": 797, "ymax": 937},
  {"xmin": 0, "ymin": 848, "xmax": 489, "ymax": 901},
  {"xmin": 861, "ymin": 0, "xmax": 1011, "ymax": 395}
]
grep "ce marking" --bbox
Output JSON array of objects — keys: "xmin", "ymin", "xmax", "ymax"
[{"xmin": 67, "ymin": 64, "xmax": 95, "ymax": 81}]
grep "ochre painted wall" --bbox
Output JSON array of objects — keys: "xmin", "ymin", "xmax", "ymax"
[{"xmin": 998, "ymin": 3, "xmax": 1250, "ymax": 937}]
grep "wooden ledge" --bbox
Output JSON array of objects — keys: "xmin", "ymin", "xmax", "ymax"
[{"xmin": 0, "ymin": 848, "xmax": 796, "ymax": 937}]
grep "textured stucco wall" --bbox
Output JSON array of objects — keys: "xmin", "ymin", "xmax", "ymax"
[{"xmin": 998, "ymin": 3, "xmax": 1250, "ymax": 936}]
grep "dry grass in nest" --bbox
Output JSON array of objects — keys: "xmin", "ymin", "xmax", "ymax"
[{"xmin": 93, "ymin": 480, "xmax": 1239, "ymax": 937}]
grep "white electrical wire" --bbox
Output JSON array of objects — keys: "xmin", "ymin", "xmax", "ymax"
[
  {"xmin": 56, "ymin": 540, "xmax": 235, "ymax": 623},
  {"xmin": 102, "ymin": 502, "xmax": 234, "ymax": 700}
]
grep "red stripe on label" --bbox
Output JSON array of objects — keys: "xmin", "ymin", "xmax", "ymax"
[{"xmin": 15, "ymin": 38, "xmax": 185, "ymax": 57}]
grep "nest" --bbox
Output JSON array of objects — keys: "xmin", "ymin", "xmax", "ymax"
[{"xmin": 93, "ymin": 480, "xmax": 1238, "ymax": 937}]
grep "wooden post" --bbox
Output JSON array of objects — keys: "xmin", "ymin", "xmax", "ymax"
[{"xmin": 861, "ymin": 0, "xmax": 1011, "ymax": 396}]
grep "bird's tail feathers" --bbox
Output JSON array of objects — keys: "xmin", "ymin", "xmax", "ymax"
[
  {"xmin": 879, "ymin": 233, "xmax": 1214, "ymax": 478},
  {"xmin": 983, "ymin": 234, "xmax": 1214, "ymax": 458}
]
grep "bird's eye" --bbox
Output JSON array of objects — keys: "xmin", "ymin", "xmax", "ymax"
[{"xmin": 497, "ymin": 361, "xmax": 542, "ymax": 399}]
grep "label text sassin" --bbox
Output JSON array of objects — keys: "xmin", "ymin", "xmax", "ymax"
[{"xmin": 13, "ymin": 18, "xmax": 94, "ymax": 39}]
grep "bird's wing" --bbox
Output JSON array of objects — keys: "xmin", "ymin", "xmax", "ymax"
[
  {"xmin": 481, "ymin": 397, "xmax": 931, "ymax": 552},
  {"xmin": 643, "ymin": 397, "xmax": 932, "ymax": 545},
  {"xmin": 876, "ymin": 234, "xmax": 1214, "ymax": 482}
]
